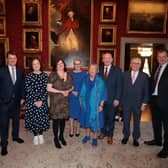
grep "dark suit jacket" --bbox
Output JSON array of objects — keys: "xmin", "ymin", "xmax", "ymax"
[
  {"xmin": 121, "ymin": 71, "xmax": 149, "ymax": 110},
  {"xmin": 0, "ymin": 66, "xmax": 25, "ymax": 104},
  {"xmin": 151, "ymin": 64, "xmax": 168, "ymax": 108},
  {"xmin": 99, "ymin": 65, "xmax": 122, "ymax": 103}
]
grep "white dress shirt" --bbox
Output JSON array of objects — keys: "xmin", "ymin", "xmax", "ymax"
[
  {"xmin": 8, "ymin": 65, "xmax": 17, "ymax": 83},
  {"xmin": 152, "ymin": 62, "xmax": 168, "ymax": 96},
  {"xmin": 104, "ymin": 64, "xmax": 111, "ymax": 77}
]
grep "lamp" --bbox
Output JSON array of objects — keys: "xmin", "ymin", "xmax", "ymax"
[{"xmin": 138, "ymin": 47, "xmax": 152, "ymax": 76}]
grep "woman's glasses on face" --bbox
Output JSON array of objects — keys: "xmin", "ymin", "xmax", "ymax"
[{"xmin": 74, "ymin": 63, "xmax": 81, "ymax": 66}]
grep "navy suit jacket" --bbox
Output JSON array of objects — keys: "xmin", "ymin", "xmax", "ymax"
[
  {"xmin": 121, "ymin": 71, "xmax": 149, "ymax": 110},
  {"xmin": 0, "ymin": 66, "xmax": 25, "ymax": 104},
  {"xmin": 99, "ymin": 65, "xmax": 122, "ymax": 103}
]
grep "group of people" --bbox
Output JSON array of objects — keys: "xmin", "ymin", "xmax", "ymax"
[{"xmin": 0, "ymin": 49, "xmax": 167, "ymax": 159}]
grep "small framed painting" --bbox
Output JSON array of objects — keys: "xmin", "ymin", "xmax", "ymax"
[
  {"xmin": 23, "ymin": 28, "xmax": 42, "ymax": 53},
  {"xmin": 100, "ymin": 2, "xmax": 116, "ymax": 22},
  {"xmin": 98, "ymin": 25, "xmax": 117, "ymax": 46}
]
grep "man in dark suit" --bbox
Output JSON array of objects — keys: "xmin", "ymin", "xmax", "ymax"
[
  {"xmin": 0, "ymin": 51, "xmax": 25, "ymax": 156},
  {"xmin": 99, "ymin": 52, "xmax": 122, "ymax": 144},
  {"xmin": 144, "ymin": 48, "xmax": 168, "ymax": 158},
  {"xmin": 121, "ymin": 56, "xmax": 149, "ymax": 147}
]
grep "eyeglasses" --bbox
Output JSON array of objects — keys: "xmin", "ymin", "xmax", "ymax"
[
  {"xmin": 74, "ymin": 63, "xmax": 81, "ymax": 65},
  {"xmin": 132, "ymin": 62, "xmax": 141, "ymax": 65}
]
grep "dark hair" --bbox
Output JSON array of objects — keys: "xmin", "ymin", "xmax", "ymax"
[
  {"xmin": 52, "ymin": 58, "xmax": 67, "ymax": 72},
  {"xmin": 30, "ymin": 57, "xmax": 43, "ymax": 72},
  {"xmin": 157, "ymin": 47, "xmax": 168, "ymax": 56},
  {"xmin": 6, "ymin": 50, "xmax": 17, "ymax": 58}
]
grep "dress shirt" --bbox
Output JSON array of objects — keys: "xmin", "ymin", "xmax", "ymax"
[
  {"xmin": 8, "ymin": 65, "xmax": 17, "ymax": 83},
  {"xmin": 104, "ymin": 64, "xmax": 111, "ymax": 77},
  {"xmin": 131, "ymin": 70, "xmax": 139, "ymax": 84},
  {"xmin": 152, "ymin": 62, "xmax": 168, "ymax": 96}
]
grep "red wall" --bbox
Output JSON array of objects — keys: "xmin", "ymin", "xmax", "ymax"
[{"xmin": 6, "ymin": 0, "xmax": 168, "ymax": 69}]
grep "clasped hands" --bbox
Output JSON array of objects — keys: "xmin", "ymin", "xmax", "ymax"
[
  {"xmin": 34, "ymin": 100, "xmax": 43, "ymax": 108},
  {"xmin": 61, "ymin": 90, "xmax": 70, "ymax": 97}
]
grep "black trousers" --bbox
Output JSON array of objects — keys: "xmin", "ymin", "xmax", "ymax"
[
  {"xmin": 151, "ymin": 96, "xmax": 168, "ymax": 150},
  {"xmin": 0, "ymin": 99, "xmax": 20, "ymax": 147}
]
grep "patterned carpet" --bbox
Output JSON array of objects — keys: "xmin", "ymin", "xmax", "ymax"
[{"xmin": 0, "ymin": 120, "xmax": 167, "ymax": 168}]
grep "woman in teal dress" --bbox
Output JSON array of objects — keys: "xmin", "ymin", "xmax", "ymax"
[{"xmin": 79, "ymin": 64, "xmax": 107, "ymax": 147}]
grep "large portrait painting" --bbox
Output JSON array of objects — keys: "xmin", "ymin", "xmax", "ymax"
[
  {"xmin": 49, "ymin": 0, "xmax": 93, "ymax": 67},
  {"xmin": 127, "ymin": 0, "xmax": 167, "ymax": 34}
]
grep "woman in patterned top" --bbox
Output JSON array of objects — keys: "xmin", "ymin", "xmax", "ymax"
[
  {"xmin": 25, "ymin": 58, "xmax": 50, "ymax": 145},
  {"xmin": 47, "ymin": 58, "xmax": 73, "ymax": 149}
]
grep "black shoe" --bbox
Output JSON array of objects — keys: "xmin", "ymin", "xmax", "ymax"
[
  {"xmin": 59, "ymin": 137, "xmax": 67, "ymax": 146},
  {"xmin": 54, "ymin": 138, "xmax": 61, "ymax": 149},
  {"xmin": 133, "ymin": 139, "xmax": 139, "ymax": 147},
  {"xmin": 144, "ymin": 140, "xmax": 162, "ymax": 146},
  {"xmin": 75, "ymin": 133, "xmax": 80, "ymax": 137},
  {"xmin": 69, "ymin": 134, "xmax": 74, "ymax": 137},
  {"xmin": 157, "ymin": 149, "xmax": 168, "ymax": 158},
  {"xmin": 13, "ymin": 138, "xmax": 24, "ymax": 143},
  {"xmin": 121, "ymin": 138, "xmax": 128, "ymax": 144},
  {"xmin": 1, "ymin": 147, "xmax": 8, "ymax": 156}
]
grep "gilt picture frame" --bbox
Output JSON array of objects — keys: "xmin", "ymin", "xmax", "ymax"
[
  {"xmin": 0, "ymin": 16, "xmax": 6, "ymax": 36},
  {"xmin": 0, "ymin": 38, "xmax": 9, "ymax": 67},
  {"xmin": 127, "ymin": 0, "xmax": 167, "ymax": 34},
  {"xmin": 22, "ymin": 0, "xmax": 42, "ymax": 25},
  {"xmin": 97, "ymin": 48, "xmax": 116, "ymax": 66},
  {"xmin": 49, "ymin": 0, "xmax": 93, "ymax": 68},
  {"xmin": 23, "ymin": 28, "xmax": 42, "ymax": 53},
  {"xmin": 98, "ymin": 25, "xmax": 117, "ymax": 46},
  {"xmin": 100, "ymin": 2, "xmax": 116, "ymax": 22},
  {"xmin": 0, "ymin": 0, "xmax": 5, "ymax": 15}
]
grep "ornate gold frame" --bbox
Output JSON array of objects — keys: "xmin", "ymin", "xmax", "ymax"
[
  {"xmin": 127, "ymin": 0, "xmax": 167, "ymax": 34},
  {"xmin": 100, "ymin": 2, "xmax": 116, "ymax": 22},
  {"xmin": 0, "ymin": 38, "xmax": 9, "ymax": 66},
  {"xmin": 98, "ymin": 25, "xmax": 117, "ymax": 46},
  {"xmin": 22, "ymin": 0, "xmax": 42, "ymax": 25},
  {"xmin": 23, "ymin": 28, "xmax": 42, "ymax": 53},
  {"xmin": 0, "ymin": 16, "xmax": 6, "ymax": 36},
  {"xmin": 97, "ymin": 48, "xmax": 116, "ymax": 66},
  {"xmin": 0, "ymin": 0, "xmax": 6, "ymax": 15},
  {"xmin": 48, "ymin": 0, "xmax": 94, "ymax": 68}
]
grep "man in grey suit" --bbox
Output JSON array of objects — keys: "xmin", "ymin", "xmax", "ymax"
[{"xmin": 121, "ymin": 56, "xmax": 149, "ymax": 146}]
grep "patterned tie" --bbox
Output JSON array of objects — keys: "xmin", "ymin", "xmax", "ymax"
[
  {"xmin": 104, "ymin": 66, "xmax": 108, "ymax": 79},
  {"xmin": 152, "ymin": 65, "xmax": 162, "ymax": 93},
  {"xmin": 11, "ymin": 66, "xmax": 16, "ymax": 84},
  {"xmin": 132, "ymin": 71, "xmax": 136, "ymax": 84}
]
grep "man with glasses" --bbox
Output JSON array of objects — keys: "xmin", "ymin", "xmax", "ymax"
[{"xmin": 121, "ymin": 56, "xmax": 149, "ymax": 147}]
